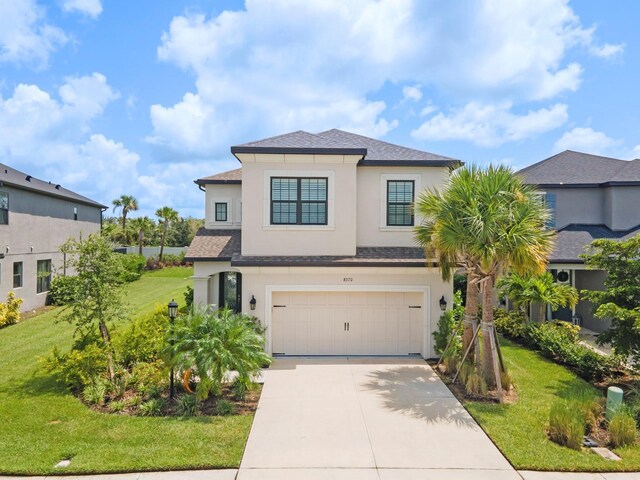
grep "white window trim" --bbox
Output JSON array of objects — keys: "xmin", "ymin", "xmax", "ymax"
[
  {"xmin": 209, "ymin": 197, "xmax": 233, "ymax": 226},
  {"xmin": 262, "ymin": 169, "xmax": 336, "ymax": 230},
  {"xmin": 379, "ymin": 173, "xmax": 421, "ymax": 230}
]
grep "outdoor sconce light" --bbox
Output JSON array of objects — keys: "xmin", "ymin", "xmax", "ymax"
[
  {"xmin": 250, "ymin": 295, "xmax": 257, "ymax": 311},
  {"xmin": 167, "ymin": 299, "xmax": 178, "ymax": 400},
  {"xmin": 439, "ymin": 295, "xmax": 447, "ymax": 311}
]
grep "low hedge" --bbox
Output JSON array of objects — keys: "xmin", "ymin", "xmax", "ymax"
[{"xmin": 494, "ymin": 309, "xmax": 617, "ymax": 382}]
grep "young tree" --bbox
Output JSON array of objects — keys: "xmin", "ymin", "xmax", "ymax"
[
  {"xmin": 497, "ymin": 272, "xmax": 578, "ymax": 322},
  {"xmin": 60, "ymin": 235, "xmax": 129, "ymax": 382},
  {"xmin": 128, "ymin": 216, "xmax": 157, "ymax": 254},
  {"xmin": 581, "ymin": 235, "xmax": 640, "ymax": 365},
  {"xmin": 156, "ymin": 206, "xmax": 179, "ymax": 260},
  {"xmin": 112, "ymin": 195, "xmax": 139, "ymax": 243}
]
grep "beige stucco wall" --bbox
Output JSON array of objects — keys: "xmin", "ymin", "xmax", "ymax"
[
  {"xmin": 204, "ymin": 184, "xmax": 242, "ymax": 229},
  {"xmin": 544, "ymin": 187, "xmax": 605, "ymax": 229},
  {"xmin": 356, "ymin": 166, "xmax": 450, "ymax": 247},
  {"xmin": 239, "ymin": 153, "xmax": 361, "ymax": 256}
]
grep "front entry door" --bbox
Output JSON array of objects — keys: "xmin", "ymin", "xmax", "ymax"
[{"xmin": 219, "ymin": 272, "xmax": 242, "ymax": 313}]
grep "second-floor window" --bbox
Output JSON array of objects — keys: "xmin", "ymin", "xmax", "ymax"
[
  {"xmin": 271, "ymin": 177, "xmax": 328, "ymax": 225},
  {"xmin": 387, "ymin": 180, "xmax": 414, "ymax": 226},
  {"xmin": 544, "ymin": 193, "xmax": 556, "ymax": 228},
  {"xmin": 37, "ymin": 260, "xmax": 52, "ymax": 293},
  {"xmin": 215, "ymin": 202, "xmax": 228, "ymax": 222},
  {"xmin": 13, "ymin": 262, "xmax": 22, "ymax": 288},
  {"xmin": 0, "ymin": 192, "xmax": 8, "ymax": 225}
]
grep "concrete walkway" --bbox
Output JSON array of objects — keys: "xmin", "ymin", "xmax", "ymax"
[{"xmin": 237, "ymin": 357, "xmax": 518, "ymax": 479}]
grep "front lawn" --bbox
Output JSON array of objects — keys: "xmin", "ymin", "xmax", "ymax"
[
  {"xmin": 0, "ymin": 267, "xmax": 254, "ymax": 475},
  {"xmin": 465, "ymin": 337, "xmax": 640, "ymax": 471}
]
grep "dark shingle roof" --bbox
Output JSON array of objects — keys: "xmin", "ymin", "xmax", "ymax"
[
  {"xmin": 0, "ymin": 163, "xmax": 106, "ymax": 208},
  {"xmin": 184, "ymin": 228, "xmax": 241, "ymax": 262},
  {"xmin": 230, "ymin": 247, "xmax": 433, "ymax": 267},
  {"xmin": 519, "ymin": 151, "xmax": 640, "ymax": 186},
  {"xmin": 229, "ymin": 129, "xmax": 461, "ymax": 167},
  {"xmin": 550, "ymin": 224, "xmax": 640, "ymax": 263},
  {"xmin": 196, "ymin": 168, "xmax": 242, "ymax": 185}
]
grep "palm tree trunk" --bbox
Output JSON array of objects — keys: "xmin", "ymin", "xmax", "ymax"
[
  {"xmin": 159, "ymin": 221, "xmax": 167, "ymax": 260},
  {"xmin": 463, "ymin": 273, "xmax": 478, "ymax": 358},
  {"xmin": 537, "ymin": 303, "xmax": 546, "ymax": 322},
  {"xmin": 138, "ymin": 230, "xmax": 143, "ymax": 255},
  {"xmin": 481, "ymin": 275, "xmax": 497, "ymax": 388}
]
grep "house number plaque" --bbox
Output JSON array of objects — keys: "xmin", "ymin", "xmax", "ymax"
[{"xmin": 343, "ymin": 277, "xmax": 354, "ymax": 282}]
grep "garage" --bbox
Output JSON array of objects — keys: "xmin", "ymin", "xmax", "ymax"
[{"xmin": 270, "ymin": 290, "xmax": 424, "ymax": 355}]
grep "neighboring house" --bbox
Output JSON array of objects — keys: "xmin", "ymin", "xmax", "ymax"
[
  {"xmin": 518, "ymin": 150, "xmax": 640, "ymax": 332},
  {"xmin": 0, "ymin": 164, "xmax": 105, "ymax": 311},
  {"xmin": 186, "ymin": 129, "xmax": 460, "ymax": 358}
]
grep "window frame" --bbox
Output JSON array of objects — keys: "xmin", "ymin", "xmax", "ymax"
[
  {"xmin": 36, "ymin": 259, "xmax": 52, "ymax": 294},
  {"xmin": 386, "ymin": 179, "xmax": 415, "ymax": 227},
  {"xmin": 270, "ymin": 177, "xmax": 328, "ymax": 226},
  {"xmin": 13, "ymin": 262, "xmax": 22, "ymax": 289},
  {"xmin": 214, "ymin": 202, "xmax": 228, "ymax": 222},
  {"xmin": 0, "ymin": 191, "xmax": 8, "ymax": 225}
]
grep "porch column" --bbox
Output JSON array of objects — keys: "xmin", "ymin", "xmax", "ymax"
[{"xmin": 193, "ymin": 276, "xmax": 211, "ymax": 306}]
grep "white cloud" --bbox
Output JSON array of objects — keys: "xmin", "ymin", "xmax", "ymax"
[
  {"xmin": 412, "ymin": 102, "xmax": 568, "ymax": 147},
  {"xmin": 150, "ymin": 0, "xmax": 618, "ymax": 157},
  {"xmin": 0, "ymin": 0, "xmax": 68, "ymax": 69},
  {"xmin": 553, "ymin": 127, "xmax": 622, "ymax": 155},
  {"xmin": 61, "ymin": 0, "xmax": 102, "ymax": 18},
  {"xmin": 590, "ymin": 43, "xmax": 625, "ymax": 59},
  {"xmin": 402, "ymin": 85, "xmax": 422, "ymax": 102}
]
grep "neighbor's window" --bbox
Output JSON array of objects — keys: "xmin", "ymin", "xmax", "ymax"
[
  {"xmin": 0, "ymin": 192, "xmax": 8, "ymax": 225},
  {"xmin": 73, "ymin": 206, "xmax": 78, "ymax": 221},
  {"xmin": 215, "ymin": 202, "xmax": 228, "ymax": 222},
  {"xmin": 544, "ymin": 193, "xmax": 556, "ymax": 228},
  {"xmin": 387, "ymin": 180, "xmax": 414, "ymax": 226},
  {"xmin": 271, "ymin": 177, "xmax": 327, "ymax": 225},
  {"xmin": 13, "ymin": 262, "xmax": 22, "ymax": 288},
  {"xmin": 37, "ymin": 260, "xmax": 52, "ymax": 293}
]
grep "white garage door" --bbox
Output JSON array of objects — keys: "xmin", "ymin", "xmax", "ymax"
[{"xmin": 271, "ymin": 291, "xmax": 424, "ymax": 355}]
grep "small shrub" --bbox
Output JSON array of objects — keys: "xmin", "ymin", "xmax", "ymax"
[
  {"xmin": 215, "ymin": 399, "xmax": 236, "ymax": 416},
  {"xmin": 433, "ymin": 290, "xmax": 464, "ymax": 355},
  {"xmin": 465, "ymin": 368, "xmax": 488, "ymax": 397},
  {"xmin": 548, "ymin": 401, "xmax": 585, "ymax": 450},
  {"xmin": 44, "ymin": 344, "xmax": 109, "ymax": 390},
  {"xmin": 48, "ymin": 276, "xmax": 78, "ymax": 306},
  {"xmin": 0, "ymin": 291, "xmax": 23, "ymax": 328},
  {"xmin": 232, "ymin": 377, "xmax": 250, "ymax": 401},
  {"xmin": 139, "ymin": 398, "xmax": 165, "ymax": 417},
  {"xmin": 82, "ymin": 379, "xmax": 109, "ymax": 406},
  {"xmin": 109, "ymin": 399, "xmax": 127, "ymax": 413},
  {"xmin": 131, "ymin": 360, "xmax": 168, "ymax": 395},
  {"xmin": 494, "ymin": 309, "xmax": 526, "ymax": 339},
  {"xmin": 115, "ymin": 306, "xmax": 170, "ymax": 366},
  {"xmin": 176, "ymin": 394, "xmax": 199, "ymax": 417},
  {"xmin": 609, "ymin": 407, "xmax": 637, "ymax": 448},
  {"xmin": 116, "ymin": 254, "xmax": 146, "ymax": 283},
  {"xmin": 183, "ymin": 286, "xmax": 194, "ymax": 311}
]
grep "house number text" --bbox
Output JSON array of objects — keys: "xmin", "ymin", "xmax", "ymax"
[{"xmin": 343, "ymin": 277, "xmax": 354, "ymax": 282}]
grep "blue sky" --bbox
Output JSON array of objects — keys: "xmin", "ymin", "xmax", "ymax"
[{"xmin": 0, "ymin": 0, "xmax": 636, "ymax": 218}]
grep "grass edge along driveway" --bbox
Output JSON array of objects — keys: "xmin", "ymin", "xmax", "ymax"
[
  {"xmin": 0, "ymin": 267, "xmax": 253, "ymax": 475},
  {"xmin": 465, "ymin": 337, "xmax": 640, "ymax": 472}
]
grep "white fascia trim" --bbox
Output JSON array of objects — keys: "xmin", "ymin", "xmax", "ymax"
[
  {"xmin": 263, "ymin": 284, "xmax": 431, "ymax": 358},
  {"xmin": 379, "ymin": 173, "xmax": 422, "ymax": 229},
  {"xmin": 262, "ymin": 169, "xmax": 336, "ymax": 229}
]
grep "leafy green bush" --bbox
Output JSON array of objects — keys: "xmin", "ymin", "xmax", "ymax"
[
  {"xmin": 48, "ymin": 276, "xmax": 78, "ymax": 306},
  {"xmin": 139, "ymin": 398, "xmax": 165, "ymax": 417},
  {"xmin": 0, "ymin": 291, "xmax": 22, "ymax": 328},
  {"xmin": 433, "ymin": 290, "xmax": 464, "ymax": 355},
  {"xmin": 494, "ymin": 309, "xmax": 526, "ymax": 338},
  {"xmin": 215, "ymin": 399, "xmax": 236, "ymax": 416},
  {"xmin": 176, "ymin": 394, "xmax": 199, "ymax": 417},
  {"xmin": 116, "ymin": 254, "xmax": 146, "ymax": 283},
  {"xmin": 609, "ymin": 406, "xmax": 637, "ymax": 447},
  {"xmin": 45, "ymin": 343, "xmax": 109, "ymax": 390},
  {"xmin": 232, "ymin": 377, "xmax": 252, "ymax": 401},
  {"xmin": 82, "ymin": 378, "xmax": 109, "ymax": 405},
  {"xmin": 166, "ymin": 308, "xmax": 271, "ymax": 400},
  {"xmin": 131, "ymin": 360, "xmax": 168, "ymax": 396},
  {"xmin": 548, "ymin": 401, "xmax": 585, "ymax": 450},
  {"xmin": 115, "ymin": 306, "xmax": 170, "ymax": 366},
  {"xmin": 184, "ymin": 285, "xmax": 194, "ymax": 311},
  {"xmin": 109, "ymin": 399, "xmax": 127, "ymax": 413}
]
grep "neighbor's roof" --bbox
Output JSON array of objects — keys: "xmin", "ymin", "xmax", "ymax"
[
  {"xmin": 519, "ymin": 150, "xmax": 640, "ymax": 187},
  {"xmin": 184, "ymin": 228, "xmax": 241, "ymax": 262},
  {"xmin": 230, "ymin": 129, "xmax": 460, "ymax": 167},
  {"xmin": 195, "ymin": 168, "xmax": 242, "ymax": 186},
  {"xmin": 550, "ymin": 224, "xmax": 640, "ymax": 263},
  {"xmin": 0, "ymin": 163, "xmax": 106, "ymax": 208}
]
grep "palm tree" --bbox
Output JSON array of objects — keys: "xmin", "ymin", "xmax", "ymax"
[
  {"xmin": 415, "ymin": 167, "xmax": 483, "ymax": 358},
  {"xmin": 128, "ymin": 216, "xmax": 157, "ymax": 255},
  {"xmin": 156, "ymin": 206, "xmax": 179, "ymax": 261},
  {"xmin": 498, "ymin": 272, "xmax": 578, "ymax": 322},
  {"xmin": 465, "ymin": 165, "xmax": 555, "ymax": 388},
  {"xmin": 112, "ymin": 195, "xmax": 139, "ymax": 243}
]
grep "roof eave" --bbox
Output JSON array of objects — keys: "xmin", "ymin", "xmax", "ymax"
[
  {"xmin": 0, "ymin": 181, "xmax": 106, "ymax": 209},
  {"xmin": 230, "ymin": 146, "xmax": 368, "ymax": 157},
  {"xmin": 194, "ymin": 179, "xmax": 242, "ymax": 186},
  {"xmin": 358, "ymin": 159, "xmax": 462, "ymax": 167}
]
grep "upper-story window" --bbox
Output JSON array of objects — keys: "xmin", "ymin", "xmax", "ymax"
[
  {"xmin": 0, "ymin": 192, "xmax": 8, "ymax": 225},
  {"xmin": 386, "ymin": 180, "xmax": 414, "ymax": 226},
  {"xmin": 271, "ymin": 177, "xmax": 328, "ymax": 225},
  {"xmin": 544, "ymin": 193, "xmax": 556, "ymax": 228},
  {"xmin": 215, "ymin": 202, "xmax": 228, "ymax": 222}
]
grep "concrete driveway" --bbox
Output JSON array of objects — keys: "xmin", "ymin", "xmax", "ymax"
[{"xmin": 238, "ymin": 357, "xmax": 519, "ymax": 480}]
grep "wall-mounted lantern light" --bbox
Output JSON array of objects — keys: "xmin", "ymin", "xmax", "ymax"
[
  {"xmin": 249, "ymin": 295, "xmax": 257, "ymax": 311},
  {"xmin": 439, "ymin": 295, "xmax": 447, "ymax": 311}
]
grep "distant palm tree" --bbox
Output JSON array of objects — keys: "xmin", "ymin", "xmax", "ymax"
[
  {"xmin": 128, "ymin": 216, "xmax": 157, "ymax": 255},
  {"xmin": 498, "ymin": 272, "xmax": 578, "ymax": 322},
  {"xmin": 112, "ymin": 195, "xmax": 139, "ymax": 243},
  {"xmin": 156, "ymin": 206, "xmax": 179, "ymax": 260}
]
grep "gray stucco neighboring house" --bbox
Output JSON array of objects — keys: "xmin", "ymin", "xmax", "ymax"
[
  {"xmin": 0, "ymin": 163, "xmax": 105, "ymax": 311},
  {"xmin": 518, "ymin": 150, "xmax": 640, "ymax": 332}
]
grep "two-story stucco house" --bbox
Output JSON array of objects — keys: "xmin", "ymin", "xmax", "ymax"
[
  {"xmin": 518, "ymin": 150, "xmax": 640, "ymax": 332},
  {"xmin": 0, "ymin": 164, "xmax": 105, "ymax": 311},
  {"xmin": 185, "ymin": 129, "xmax": 461, "ymax": 358}
]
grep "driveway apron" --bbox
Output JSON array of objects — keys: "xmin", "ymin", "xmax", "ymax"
[{"xmin": 238, "ymin": 357, "xmax": 520, "ymax": 479}]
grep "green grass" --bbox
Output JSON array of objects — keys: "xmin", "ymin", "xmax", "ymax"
[
  {"xmin": 0, "ymin": 267, "xmax": 253, "ymax": 475},
  {"xmin": 465, "ymin": 337, "xmax": 640, "ymax": 471}
]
